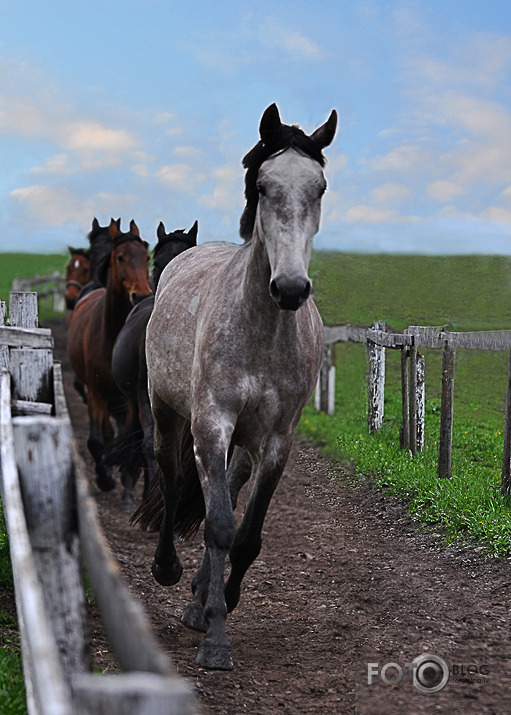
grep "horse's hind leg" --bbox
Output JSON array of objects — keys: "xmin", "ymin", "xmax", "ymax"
[
  {"xmin": 151, "ymin": 399, "xmax": 186, "ymax": 587},
  {"xmin": 225, "ymin": 436, "xmax": 291, "ymax": 614},
  {"xmin": 87, "ymin": 392, "xmax": 116, "ymax": 492}
]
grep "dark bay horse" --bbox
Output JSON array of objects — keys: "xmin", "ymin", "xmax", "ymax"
[
  {"xmin": 67, "ymin": 220, "xmax": 152, "ymax": 508},
  {"xmin": 65, "ymin": 246, "xmax": 90, "ymax": 310},
  {"xmin": 140, "ymin": 104, "xmax": 337, "ymax": 669},
  {"xmin": 106, "ymin": 221, "xmax": 198, "ymax": 510}
]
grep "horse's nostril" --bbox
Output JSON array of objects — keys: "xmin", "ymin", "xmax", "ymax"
[{"xmin": 269, "ymin": 275, "xmax": 311, "ymax": 310}]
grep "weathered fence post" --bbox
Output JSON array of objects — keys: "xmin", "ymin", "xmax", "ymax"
[
  {"xmin": 13, "ymin": 417, "xmax": 91, "ymax": 680},
  {"xmin": 400, "ymin": 347, "xmax": 410, "ymax": 448},
  {"xmin": 501, "ymin": 349, "xmax": 511, "ymax": 497},
  {"xmin": 416, "ymin": 353, "xmax": 425, "ymax": 452},
  {"xmin": 438, "ymin": 344, "xmax": 456, "ymax": 478},
  {"xmin": 409, "ymin": 345, "xmax": 418, "ymax": 455},
  {"xmin": 315, "ymin": 343, "xmax": 335, "ymax": 415},
  {"xmin": 0, "ymin": 300, "xmax": 8, "ymax": 369},
  {"xmin": 367, "ymin": 322, "xmax": 385, "ymax": 433}
]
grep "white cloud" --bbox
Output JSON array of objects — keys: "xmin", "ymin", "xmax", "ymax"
[
  {"xmin": 155, "ymin": 163, "xmax": 206, "ymax": 192},
  {"xmin": 59, "ymin": 120, "xmax": 136, "ymax": 152},
  {"xmin": 427, "ymin": 180, "xmax": 465, "ymax": 202},
  {"xmin": 10, "ymin": 185, "xmax": 87, "ymax": 225},
  {"xmin": 371, "ymin": 182, "xmax": 410, "ymax": 204},
  {"xmin": 368, "ymin": 144, "xmax": 430, "ymax": 172},
  {"xmin": 30, "ymin": 154, "xmax": 73, "ymax": 176},
  {"xmin": 198, "ymin": 164, "xmax": 243, "ymax": 210}
]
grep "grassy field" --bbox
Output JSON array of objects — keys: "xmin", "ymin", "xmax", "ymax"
[{"xmin": 300, "ymin": 252, "xmax": 511, "ymax": 560}]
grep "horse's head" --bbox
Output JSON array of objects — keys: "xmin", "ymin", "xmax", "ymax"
[
  {"xmin": 65, "ymin": 246, "xmax": 91, "ymax": 309},
  {"xmin": 241, "ymin": 104, "xmax": 337, "ymax": 311},
  {"xmin": 153, "ymin": 220, "xmax": 198, "ymax": 288},
  {"xmin": 109, "ymin": 220, "xmax": 152, "ymax": 305}
]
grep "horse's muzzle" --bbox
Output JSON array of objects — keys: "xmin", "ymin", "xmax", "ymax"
[
  {"xmin": 130, "ymin": 291, "xmax": 152, "ymax": 306},
  {"xmin": 269, "ymin": 274, "xmax": 311, "ymax": 311}
]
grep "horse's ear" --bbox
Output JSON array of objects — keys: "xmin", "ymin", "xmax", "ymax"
[
  {"xmin": 130, "ymin": 219, "xmax": 140, "ymax": 237},
  {"xmin": 157, "ymin": 221, "xmax": 166, "ymax": 241},
  {"xmin": 188, "ymin": 220, "xmax": 198, "ymax": 244},
  {"xmin": 310, "ymin": 109, "xmax": 338, "ymax": 150},
  {"xmin": 259, "ymin": 103, "xmax": 282, "ymax": 145},
  {"xmin": 92, "ymin": 217, "xmax": 100, "ymax": 231},
  {"xmin": 67, "ymin": 245, "xmax": 76, "ymax": 255},
  {"xmin": 109, "ymin": 218, "xmax": 120, "ymax": 240},
  {"xmin": 113, "ymin": 217, "xmax": 121, "ymax": 229}
]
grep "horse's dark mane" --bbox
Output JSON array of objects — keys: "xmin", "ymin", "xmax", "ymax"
[
  {"xmin": 154, "ymin": 230, "xmax": 196, "ymax": 251},
  {"xmin": 239, "ymin": 124, "xmax": 327, "ymax": 242}
]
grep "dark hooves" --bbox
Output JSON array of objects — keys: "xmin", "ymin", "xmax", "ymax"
[
  {"xmin": 151, "ymin": 558, "xmax": 183, "ymax": 586},
  {"xmin": 196, "ymin": 643, "xmax": 233, "ymax": 671},
  {"xmin": 96, "ymin": 471, "xmax": 116, "ymax": 492}
]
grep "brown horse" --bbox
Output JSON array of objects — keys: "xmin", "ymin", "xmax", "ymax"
[
  {"xmin": 67, "ymin": 219, "xmax": 152, "ymax": 508},
  {"xmin": 65, "ymin": 246, "xmax": 91, "ymax": 311}
]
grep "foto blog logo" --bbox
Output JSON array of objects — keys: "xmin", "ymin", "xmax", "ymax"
[{"xmin": 368, "ymin": 654, "xmax": 450, "ymax": 693}]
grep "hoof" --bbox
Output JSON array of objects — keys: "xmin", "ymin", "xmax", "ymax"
[
  {"xmin": 151, "ymin": 558, "xmax": 183, "ymax": 586},
  {"xmin": 96, "ymin": 472, "xmax": 116, "ymax": 492},
  {"xmin": 196, "ymin": 642, "xmax": 233, "ymax": 671},
  {"xmin": 120, "ymin": 500, "xmax": 136, "ymax": 514},
  {"xmin": 181, "ymin": 602, "xmax": 207, "ymax": 632}
]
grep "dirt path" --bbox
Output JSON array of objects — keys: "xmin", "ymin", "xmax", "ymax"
[{"xmin": 49, "ymin": 318, "xmax": 511, "ymax": 714}]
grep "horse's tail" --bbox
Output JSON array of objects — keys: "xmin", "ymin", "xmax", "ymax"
[
  {"xmin": 130, "ymin": 423, "xmax": 206, "ymax": 539},
  {"xmin": 102, "ymin": 421, "xmax": 145, "ymax": 472}
]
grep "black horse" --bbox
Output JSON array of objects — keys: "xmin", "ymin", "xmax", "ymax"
[{"xmin": 106, "ymin": 221, "xmax": 198, "ymax": 511}]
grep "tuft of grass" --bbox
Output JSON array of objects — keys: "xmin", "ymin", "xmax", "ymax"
[{"xmin": 0, "ymin": 611, "xmax": 25, "ymax": 715}]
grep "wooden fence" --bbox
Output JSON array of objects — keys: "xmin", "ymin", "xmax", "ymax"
[
  {"xmin": 316, "ymin": 322, "xmax": 511, "ymax": 494},
  {"xmin": 12, "ymin": 273, "xmax": 66, "ymax": 313},
  {"xmin": 0, "ymin": 292, "xmax": 196, "ymax": 715}
]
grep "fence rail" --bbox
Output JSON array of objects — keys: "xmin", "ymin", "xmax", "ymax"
[
  {"xmin": 317, "ymin": 322, "xmax": 511, "ymax": 493},
  {"xmin": 0, "ymin": 291, "xmax": 196, "ymax": 715},
  {"xmin": 12, "ymin": 273, "xmax": 66, "ymax": 313}
]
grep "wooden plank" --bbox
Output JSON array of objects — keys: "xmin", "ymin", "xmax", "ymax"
[
  {"xmin": 0, "ymin": 325, "xmax": 53, "ymax": 349},
  {"xmin": 366, "ymin": 328, "xmax": 412, "ymax": 349},
  {"xmin": 71, "ymin": 672, "xmax": 196, "ymax": 715},
  {"xmin": 323, "ymin": 324, "xmax": 368, "ymax": 344},
  {"xmin": 0, "ymin": 371, "xmax": 72, "ymax": 715},
  {"xmin": 438, "ymin": 346, "xmax": 456, "ymax": 478},
  {"xmin": 11, "ymin": 399, "xmax": 52, "ymax": 416},
  {"xmin": 13, "ymin": 416, "xmax": 91, "ymax": 680},
  {"xmin": 9, "ymin": 291, "xmax": 38, "ymax": 328},
  {"xmin": 72, "ymin": 445, "xmax": 175, "ymax": 676},
  {"xmin": 53, "ymin": 362, "xmax": 70, "ymax": 421},
  {"xmin": 407, "ymin": 326, "xmax": 511, "ymax": 352},
  {"xmin": 9, "ymin": 348, "xmax": 53, "ymax": 403}
]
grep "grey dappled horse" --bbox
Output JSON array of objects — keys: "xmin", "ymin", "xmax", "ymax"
[{"xmin": 144, "ymin": 103, "xmax": 337, "ymax": 670}]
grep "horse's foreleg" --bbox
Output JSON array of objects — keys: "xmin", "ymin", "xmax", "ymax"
[
  {"xmin": 192, "ymin": 423, "xmax": 237, "ymax": 671},
  {"xmin": 181, "ymin": 447, "xmax": 252, "ymax": 634},
  {"xmin": 138, "ymin": 386, "xmax": 158, "ymax": 498},
  {"xmin": 225, "ymin": 436, "xmax": 291, "ymax": 613},
  {"xmin": 151, "ymin": 405, "xmax": 186, "ymax": 587}
]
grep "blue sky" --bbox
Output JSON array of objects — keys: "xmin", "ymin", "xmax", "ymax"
[{"xmin": 1, "ymin": 0, "xmax": 511, "ymax": 254}]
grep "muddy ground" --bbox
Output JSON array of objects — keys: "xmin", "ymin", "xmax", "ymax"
[{"xmin": 48, "ymin": 318, "xmax": 511, "ymax": 714}]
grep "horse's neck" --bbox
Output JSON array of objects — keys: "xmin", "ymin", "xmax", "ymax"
[{"xmin": 102, "ymin": 279, "xmax": 131, "ymax": 340}]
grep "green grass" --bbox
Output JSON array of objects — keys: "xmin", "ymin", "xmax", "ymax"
[
  {"xmin": 0, "ymin": 252, "xmax": 69, "ymax": 322},
  {"xmin": 301, "ymin": 252, "xmax": 511, "ymax": 559},
  {"xmin": 0, "ymin": 612, "xmax": 26, "ymax": 715}
]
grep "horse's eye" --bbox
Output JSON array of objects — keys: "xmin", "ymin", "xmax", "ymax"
[
  {"xmin": 117, "ymin": 255, "xmax": 124, "ymax": 263},
  {"xmin": 257, "ymin": 183, "xmax": 266, "ymax": 197}
]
